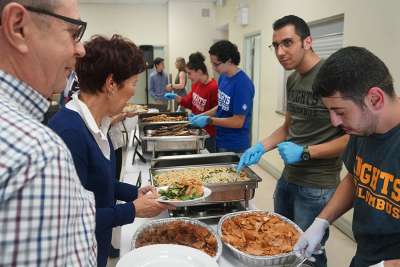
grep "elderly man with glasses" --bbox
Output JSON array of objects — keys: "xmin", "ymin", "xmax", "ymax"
[
  {"xmin": 237, "ymin": 15, "xmax": 350, "ymax": 267},
  {"xmin": 0, "ymin": 1, "xmax": 96, "ymax": 266}
]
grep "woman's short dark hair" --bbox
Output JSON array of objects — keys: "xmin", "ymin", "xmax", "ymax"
[
  {"xmin": 209, "ymin": 40, "xmax": 240, "ymax": 65},
  {"xmin": 76, "ymin": 34, "xmax": 145, "ymax": 94},
  {"xmin": 186, "ymin": 52, "xmax": 208, "ymax": 75},
  {"xmin": 313, "ymin": 46, "xmax": 395, "ymax": 107},
  {"xmin": 273, "ymin": 15, "xmax": 310, "ymax": 40}
]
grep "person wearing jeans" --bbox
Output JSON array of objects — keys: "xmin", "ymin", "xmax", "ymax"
[
  {"xmin": 237, "ymin": 15, "xmax": 349, "ymax": 267},
  {"xmin": 274, "ymin": 178, "xmax": 335, "ymax": 264},
  {"xmin": 295, "ymin": 47, "xmax": 400, "ymax": 267}
]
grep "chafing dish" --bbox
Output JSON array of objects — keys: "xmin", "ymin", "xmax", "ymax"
[
  {"xmin": 140, "ymin": 124, "xmax": 209, "ymax": 156},
  {"xmin": 218, "ymin": 210, "xmax": 303, "ymax": 266},
  {"xmin": 131, "ymin": 217, "xmax": 223, "ymax": 261},
  {"xmin": 138, "ymin": 112, "xmax": 188, "ymax": 126},
  {"xmin": 149, "ymin": 153, "xmax": 262, "ymax": 206}
]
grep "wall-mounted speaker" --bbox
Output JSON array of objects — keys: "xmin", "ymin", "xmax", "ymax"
[{"xmin": 139, "ymin": 45, "xmax": 154, "ymax": 68}]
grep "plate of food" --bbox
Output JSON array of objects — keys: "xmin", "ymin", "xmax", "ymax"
[
  {"xmin": 123, "ymin": 103, "xmax": 148, "ymax": 113},
  {"xmin": 157, "ymin": 178, "xmax": 211, "ymax": 207}
]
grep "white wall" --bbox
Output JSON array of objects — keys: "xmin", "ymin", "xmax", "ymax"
[
  {"xmin": 79, "ymin": 1, "xmax": 218, "ymax": 103},
  {"xmin": 79, "ymin": 3, "xmax": 169, "ymax": 103},
  {"xmin": 79, "ymin": 3, "xmax": 168, "ymax": 45},
  {"xmin": 167, "ymin": 0, "xmax": 217, "ymax": 80}
]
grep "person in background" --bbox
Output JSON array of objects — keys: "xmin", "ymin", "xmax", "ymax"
[
  {"xmin": 149, "ymin": 57, "xmax": 168, "ymax": 105},
  {"xmin": 236, "ymin": 15, "xmax": 349, "ymax": 267},
  {"xmin": 48, "ymin": 35, "xmax": 172, "ymax": 267},
  {"xmin": 164, "ymin": 52, "xmax": 218, "ymax": 152},
  {"xmin": 190, "ymin": 40, "xmax": 255, "ymax": 153},
  {"xmin": 166, "ymin": 57, "xmax": 187, "ymax": 97},
  {"xmin": 295, "ymin": 47, "xmax": 400, "ymax": 267},
  {"xmin": 0, "ymin": 1, "xmax": 97, "ymax": 266},
  {"xmin": 60, "ymin": 70, "xmax": 78, "ymax": 105}
]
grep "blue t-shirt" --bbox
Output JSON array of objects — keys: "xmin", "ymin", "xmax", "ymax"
[
  {"xmin": 216, "ymin": 70, "xmax": 255, "ymax": 151},
  {"xmin": 342, "ymin": 125, "xmax": 400, "ymax": 266}
]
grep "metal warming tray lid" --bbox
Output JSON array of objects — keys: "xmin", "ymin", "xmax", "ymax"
[
  {"xmin": 149, "ymin": 153, "xmax": 262, "ymax": 203},
  {"xmin": 139, "ymin": 124, "xmax": 209, "ymax": 154}
]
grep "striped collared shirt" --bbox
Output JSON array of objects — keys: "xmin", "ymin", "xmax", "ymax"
[{"xmin": 0, "ymin": 70, "xmax": 97, "ymax": 266}]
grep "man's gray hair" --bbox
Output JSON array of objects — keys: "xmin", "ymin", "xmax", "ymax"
[{"xmin": 0, "ymin": 1, "xmax": 61, "ymax": 14}]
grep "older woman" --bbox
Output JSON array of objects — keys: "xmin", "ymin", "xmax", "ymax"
[{"xmin": 48, "ymin": 35, "xmax": 171, "ymax": 267}]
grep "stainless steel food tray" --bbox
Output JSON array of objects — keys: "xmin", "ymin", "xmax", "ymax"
[
  {"xmin": 140, "ymin": 124, "xmax": 209, "ymax": 155},
  {"xmin": 131, "ymin": 217, "xmax": 223, "ymax": 261},
  {"xmin": 149, "ymin": 153, "xmax": 262, "ymax": 203},
  {"xmin": 217, "ymin": 210, "xmax": 304, "ymax": 266},
  {"xmin": 138, "ymin": 112, "xmax": 188, "ymax": 127}
]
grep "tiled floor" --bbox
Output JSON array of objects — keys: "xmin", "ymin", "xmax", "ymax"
[{"xmin": 108, "ymin": 146, "xmax": 357, "ymax": 267}]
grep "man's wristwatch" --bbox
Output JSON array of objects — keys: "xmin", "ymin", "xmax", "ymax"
[{"xmin": 301, "ymin": 146, "xmax": 311, "ymax": 161}]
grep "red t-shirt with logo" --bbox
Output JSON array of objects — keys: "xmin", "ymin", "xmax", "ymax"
[{"xmin": 180, "ymin": 79, "xmax": 218, "ymax": 136}]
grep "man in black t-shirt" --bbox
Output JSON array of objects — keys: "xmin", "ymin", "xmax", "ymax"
[{"xmin": 295, "ymin": 47, "xmax": 400, "ymax": 267}]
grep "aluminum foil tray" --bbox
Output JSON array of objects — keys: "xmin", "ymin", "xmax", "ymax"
[
  {"xmin": 131, "ymin": 217, "xmax": 223, "ymax": 261},
  {"xmin": 217, "ymin": 210, "xmax": 303, "ymax": 266}
]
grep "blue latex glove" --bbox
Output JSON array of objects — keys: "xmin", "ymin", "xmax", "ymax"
[
  {"xmin": 237, "ymin": 142, "xmax": 266, "ymax": 172},
  {"xmin": 189, "ymin": 114, "xmax": 199, "ymax": 123},
  {"xmin": 164, "ymin": 92, "xmax": 177, "ymax": 100},
  {"xmin": 277, "ymin": 141, "xmax": 303, "ymax": 164},
  {"xmin": 190, "ymin": 115, "xmax": 210, "ymax": 128}
]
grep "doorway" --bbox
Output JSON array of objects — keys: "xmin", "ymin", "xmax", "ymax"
[{"xmin": 244, "ymin": 33, "xmax": 261, "ymax": 144}]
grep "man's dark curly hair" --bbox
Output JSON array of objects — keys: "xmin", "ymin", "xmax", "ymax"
[
  {"xmin": 313, "ymin": 46, "xmax": 394, "ymax": 107},
  {"xmin": 209, "ymin": 40, "xmax": 240, "ymax": 65},
  {"xmin": 76, "ymin": 34, "xmax": 145, "ymax": 94},
  {"xmin": 273, "ymin": 15, "xmax": 311, "ymax": 40}
]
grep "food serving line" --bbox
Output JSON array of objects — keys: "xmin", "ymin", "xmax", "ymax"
[
  {"xmin": 119, "ymin": 155, "xmax": 250, "ymax": 266},
  {"xmin": 117, "ymin": 110, "xmax": 307, "ymax": 267}
]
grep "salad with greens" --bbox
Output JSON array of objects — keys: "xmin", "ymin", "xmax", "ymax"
[{"xmin": 158, "ymin": 178, "xmax": 204, "ymax": 201}]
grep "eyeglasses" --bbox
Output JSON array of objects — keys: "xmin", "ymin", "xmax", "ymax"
[
  {"xmin": 211, "ymin": 61, "xmax": 223, "ymax": 67},
  {"xmin": 211, "ymin": 61, "xmax": 226, "ymax": 68},
  {"xmin": 268, "ymin": 38, "xmax": 298, "ymax": 50},
  {"xmin": 24, "ymin": 5, "xmax": 87, "ymax": 42}
]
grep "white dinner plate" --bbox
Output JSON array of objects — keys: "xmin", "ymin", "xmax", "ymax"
[
  {"xmin": 116, "ymin": 244, "xmax": 219, "ymax": 267},
  {"xmin": 147, "ymin": 108, "xmax": 159, "ymax": 113},
  {"xmin": 157, "ymin": 186, "xmax": 211, "ymax": 207}
]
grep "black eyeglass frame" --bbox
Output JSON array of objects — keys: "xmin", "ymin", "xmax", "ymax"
[{"xmin": 24, "ymin": 5, "xmax": 87, "ymax": 42}]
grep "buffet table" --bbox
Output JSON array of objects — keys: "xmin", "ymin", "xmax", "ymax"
[
  {"xmin": 117, "ymin": 128, "xmax": 253, "ymax": 267},
  {"xmin": 117, "ymin": 128, "xmax": 298, "ymax": 267}
]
